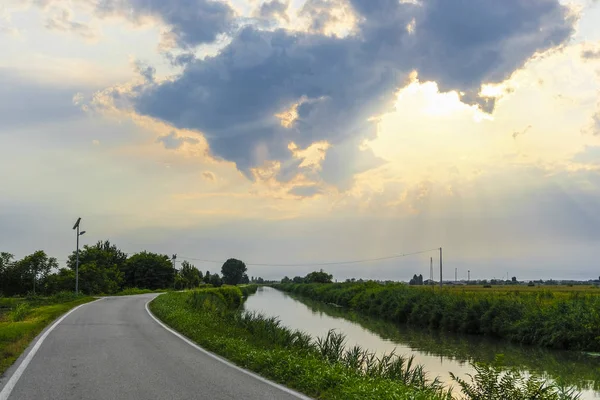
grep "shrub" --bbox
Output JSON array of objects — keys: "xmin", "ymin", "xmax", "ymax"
[{"xmin": 9, "ymin": 303, "xmax": 30, "ymax": 322}]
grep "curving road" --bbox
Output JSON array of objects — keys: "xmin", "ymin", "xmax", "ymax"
[{"xmin": 0, "ymin": 294, "xmax": 310, "ymax": 400}]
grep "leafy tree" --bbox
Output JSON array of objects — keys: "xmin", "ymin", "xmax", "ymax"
[
  {"xmin": 241, "ymin": 273, "xmax": 250, "ymax": 284},
  {"xmin": 124, "ymin": 252, "xmax": 174, "ymax": 290},
  {"xmin": 78, "ymin": 261, "xmax": 123, "ymax": 294},
  {"xmin": 281, "ymin": 276, "xmax": 291, "ymax": 284},
  {"xmin": 179, "ymin": 261, "xmax": 201, "ymax": 289},
  {"xmin": 0, "ymin": 253, "xmax": 14, "ymax": 295},
  {"xmin": 209, "ymin": 273, "xmax": 223, "ymax": 287},
  {"xmin": 43, "ymin": 268, "xmax": 75, "ymax": 294},
  {"xmin": 67, "ymin": 240, "xmax": 127, "ymax": 274},
  {"xmin": 221, "ymin": 258, "xmax": 247, "ymax": 285},
  {"xmin": 1, "ymin": 251, "xmax": 57, "ymax": 296},
  {"xmin": 512, "ymin": 276, "xmax": 517, "ymax": 283},
  {"xmin": 256, "ymin": 277, "xmax": 265, "ymax": 284},
  {"xmin": 292, "ymin": 276, "xmax": 305, "ymax": 284},
  {"xmin": 305, "ymin": 270, "xmax": 333, "ymax": 284},
  {"xmin": 203, "ymin": 270, "xmax": 211, "ymax": 284}
]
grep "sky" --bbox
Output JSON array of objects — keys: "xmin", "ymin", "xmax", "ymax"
[{"xmin": 1, "ymin": 0, "xmax": 600, "ymax": 281}]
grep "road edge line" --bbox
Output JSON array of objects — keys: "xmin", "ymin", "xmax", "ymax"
[
  {"xmin": 144, "ymin": 297, "xmax": 313, "ymax": 400},
  {"xmin": 0, "ymin": 299, "xmax": 101, "ymax": 400}
]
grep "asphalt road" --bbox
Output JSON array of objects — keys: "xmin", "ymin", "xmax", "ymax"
[{"xmin": 0, "ymin": 294, "xmax": 310, "ymax": 400}]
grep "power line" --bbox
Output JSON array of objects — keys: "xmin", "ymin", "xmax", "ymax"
[{"xmin": 177, "ymin": 248, "xmax": 439, "ymax": 267}]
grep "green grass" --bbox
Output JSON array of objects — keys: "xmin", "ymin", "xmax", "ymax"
[
  {"xmin": 277, "ymin": 282, "xmax": 600, "ymax": 352},
  {"xmin": 149, "ymin": 289, "xmax": 581, "ymax": 400},
  {"xmin": 0, "ymin": 295, "xmax": 94, "ymax": 375},
  {"xmin": 111, "ymin": 288, "xmax": 170, "ymax": 296},
  {"xmin": 150, "ymin": 290, "xmax": 451, "ymax": 400}
]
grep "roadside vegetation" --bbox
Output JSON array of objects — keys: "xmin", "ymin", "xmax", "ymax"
[
  {"xmin": 276, "ymin": 281, "xmax": 600, "ymax": 352},
  {"xmin": 150, "ymin": 287, "xmax": 580, "ymax": 400},
  {"xmin": 0, "ymin": 292, "xmax": 94, "ymax": 375}
]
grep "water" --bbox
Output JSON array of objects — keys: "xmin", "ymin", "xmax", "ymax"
[{"xmin": 244, "ymin": 286, "xmax": 600, "ymax": 398}]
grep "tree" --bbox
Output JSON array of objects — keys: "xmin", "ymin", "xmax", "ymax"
[
  {"xmin": 179, "ymin": 261, "xmax": 201, "ymax": 289},
  {"xmin": 0, "ymin": 253, "xmax": 14, "ymax": 295},
  {"xmin": 292, "ymin": 276, "xmax": 304, "ymax": 284},
  {"xmin": 124, "ymin": 252, "xmax": 174, "ymax": 290},
  {"xmin": 305, "ymin": 270, "xmax": 333, "ymax": 284},
  {"xmin": 221, "ymin": 258, "xmax": 247, "ymax": 285},
  {"xmin": 512, "ymin": 276, "xmax": 517, "ymax": 283},
  {"xmin": 281, "ymin": 276, "xmax": 291, "ymax": 284},
  {"xmin": 78, "ymin": 261, "xmax": 123, "ymax": 294},
  {"xmin": 1, "ymin": 251, "xmax": 58, "ymax": 296},
  {"xmin": 67, "ymin": 240, "xmax": 128, "ymax": 292},
  {"xmin": 209, "ymin": 273, "xmax": 223, "ymax": 287},
  {"xmin": 256, "ymin": 277, "xmax": 265, "ymax": 284},
  {"xmin": 241, "ymin": 273, "xmax": 250, "ymax": 284},
  {"xmin": 203, "ymin": 271, "xmax": 211, "ymax": 284},
  {"xmin": 44, "ymin": 268, "xmax": 75, "ymax": 294}
]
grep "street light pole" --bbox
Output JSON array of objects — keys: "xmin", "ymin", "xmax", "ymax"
[{"xmin": 72, "ymin": 218, "xmax": 86, "ymax": 295}]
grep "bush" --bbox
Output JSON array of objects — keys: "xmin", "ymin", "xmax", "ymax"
[
  {"xmin": 9, "ymin": 303, "xmax": 30, "ymax": 322},
  {"xmin": 277, "ymin": 282, "xmax": 600, "ymax": 351}
]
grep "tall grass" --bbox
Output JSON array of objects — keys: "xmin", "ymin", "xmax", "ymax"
[{"xmin": 277, "ymin": 282, "xmax": 600, "ymax": 351}]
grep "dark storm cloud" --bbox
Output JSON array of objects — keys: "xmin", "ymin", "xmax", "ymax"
[
  {"xmin": 127, "ymin": 0, "xmax": 574, "ymax": 187},
  {"xmin": 95, "ymin": 0, "xmax": 235, "ymax": 47}
]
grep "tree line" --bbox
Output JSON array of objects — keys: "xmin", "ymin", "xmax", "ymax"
[{"xmin": 0, "ymin": 241, "xmax": 255, "ymax": 296}]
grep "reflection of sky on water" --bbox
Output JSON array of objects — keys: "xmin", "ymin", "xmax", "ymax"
[{"xmin": 244, "ymin": 287, "xmax": 600, "ymax": 399}]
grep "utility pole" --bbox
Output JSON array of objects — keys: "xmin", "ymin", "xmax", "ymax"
[
  {"xmin": 430, "ymin": 257, "xmax": 433, "ymax": 285},
  {"xmin": 439, "ymin": 247, "xmax": 443, "ymax": 289}
]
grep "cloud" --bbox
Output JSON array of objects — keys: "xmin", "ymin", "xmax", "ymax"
[
  {"xmin": 44, "ymin": 7, "xmax": 96, "ymax": 39},
  {"xmin": 512, "ymin": 125, "xmax": 532, "ymax": 139},
  {"xmin": 202, "ymin": 171, "xmax": 216, "ymax": 181},
  {"xmin": 581, "ymin": 44, "xmax": 600, "ymax": 60},
  {"xmin": 156, "ymin": 131, "xmax": 200, "ymax": 149},
  {"xmin": 116, "ymin": 0, "xmax": 574, "ymax": 189},
  {"xmin": 0, "ymin": 69, "xmax": 85, "ymax": 130},
  {"xmin": 132, "ymin": 60, "xmax": 156, "ymax": 82},
  {"xmin": 288, "ymin": 185, "xmax": 322, "ymax": 197},
  {"xmin": 95, "ymin": 0, "xmax": 235, "ymax": 48},
  {"xmin": 257, "ymin": 0, "xmax": 289, "ymax": 23}
]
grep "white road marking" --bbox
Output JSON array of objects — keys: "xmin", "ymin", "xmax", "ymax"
[
  {"xmin": 0, "ymin": 299, "xmax": 100, "ymax": 400},
  {"xmin": 145, "ymin": 298, "xmax": 313, "ymax": 400}
]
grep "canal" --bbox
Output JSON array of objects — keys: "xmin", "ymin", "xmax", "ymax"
[{"xmin": 244, "ymin": 286, "xmax": 600, "ymax": 398}]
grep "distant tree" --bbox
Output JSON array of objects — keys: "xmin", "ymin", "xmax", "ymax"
[
  {"xmin": 78, "ymin": 261, "xmax": 123, "ymax": 294},
  {"xmin": 241, "ymin": 273, "xmax": 250, "ymax": 284},
  {"xmin": 256, "ymin": 277, "xmax": 265, "ymax": 284},
  {"xmin": 209, "ymin": 273, "xmax": 223, "ymax": 287},
  {"xmin": 281, "ymin": 276, "xmax": 291, "ymax": 284},
  {"xmin": 43, "ymin": 268, "xmax": 75, "ymax": 294},
  {"xmin": 292, "ymin": 276, "xmax": 304, "ymax": 284},
  {"xmin": 305, "ymin": 270, "xmax": 333, "ymax": 284},
  {"xmin": 179, "ymin": 261, "xmax": 201, "ymax": 289},
  {"xmin": 1, "ymin": 251, "xmax": 57, "ymax": 296},
  {"xmin": 68, "ymin": 240, "xmax": 127, "ymax": 275},
  {"xmin": 221, "ymin": 258, "xmax": 247, "ymax": 285},
  {"xmin": 204, "ymin": 270, "xmax": 211, "ymax": 284},
  {"xmin": 511, "ymin": 276, "xmax": 517, "ymax": 283},
  {"xmin": 124, "ymin": 252, "xmax": 173, "ymax": 290},
  {"xmin": 409, "ymin": 274, "xmax": 424, "ymax": 286}
]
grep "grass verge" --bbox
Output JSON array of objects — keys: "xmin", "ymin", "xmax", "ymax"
[
  {"xmin": 150, "ymin": 290, "xmax": 450, "ymax": 400},
  {"xmin": 0, "ymin": 294, "xmax": 94, "ymax": 376},
  {"xmin": 150, "ymin": 289, "xmax": 582, "ymax": 399}
]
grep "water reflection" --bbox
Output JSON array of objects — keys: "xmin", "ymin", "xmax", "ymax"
[{"xmin": 243, "ymin": 286, "xmax": 600, "ymax": 399}]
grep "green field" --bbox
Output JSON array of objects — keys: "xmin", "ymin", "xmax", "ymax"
[
  {"xmin": 277, "ymin": 282, "xmax": 600, "ymax": 352},
  {"xmin": 0, "ymin": 294, "xmax": 94, "ymax": 375}
]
